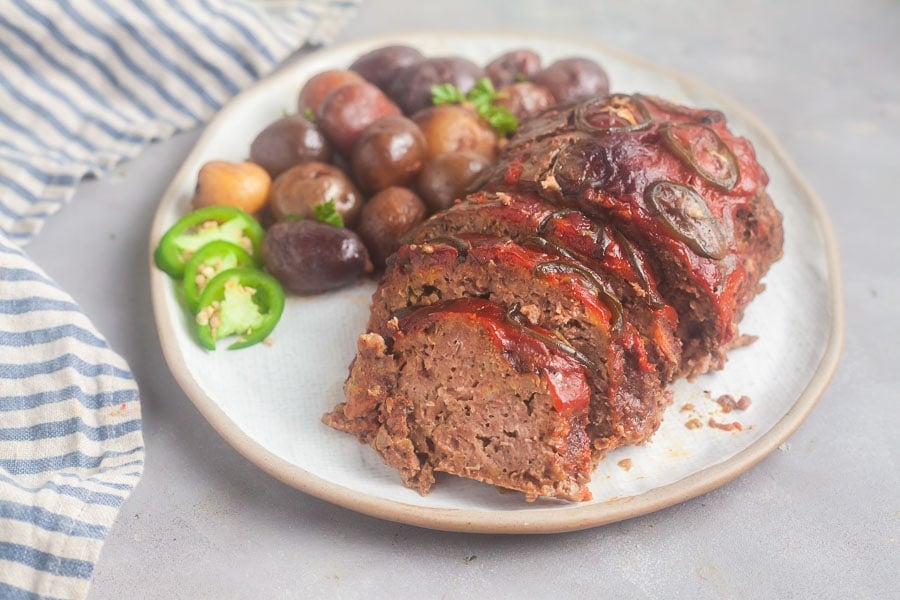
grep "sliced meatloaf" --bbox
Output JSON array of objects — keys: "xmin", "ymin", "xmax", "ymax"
[
  {"xmin": 485, "ymin": 93, "xmax": 784, "ymax": 377},
  {"xmin": 368, "ymin": 235, "xmax": 671, "ymax": 451},
  {"xmin": 405, "ymin": 189, "xmax": 682, "ymax": 384},
  {"xmin": 324, "ymin": 298, "xmax": 594, "ymax": 502}
]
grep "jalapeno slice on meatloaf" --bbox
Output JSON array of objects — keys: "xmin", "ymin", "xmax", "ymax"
[
  {"xmin": 485, "ymin": 93, "xmax": 784, "ymax": 377},
  {"xmin": 368, "ymin": 235, "xmax": 671, "ymax": 452},
  {"xmin": 324, "ymin": 298, "xmax": 595, "ymax": 502},
  {"xmin": 405, "ymin": 190, "xmax": 682, "ymax": 384}
]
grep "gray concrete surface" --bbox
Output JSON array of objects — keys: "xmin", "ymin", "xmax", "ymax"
[{"xmin": 27, "ymin": 0, "xmax": 899, "ymax": 598}]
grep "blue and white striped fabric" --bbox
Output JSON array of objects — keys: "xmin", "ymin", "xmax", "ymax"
[
  {"xmin": 0, "ymin": 1, "xmax": 359, "ymax": 598},
  {"xmin": 0, "ymin": 238, "xmax": 142, "ymax": 600}
]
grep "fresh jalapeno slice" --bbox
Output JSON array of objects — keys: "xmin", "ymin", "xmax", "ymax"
[
  {"xmin": 661, "ymin": 123, "xmax": 739, "ymax": 190},
  {"xmin": 574, "ymin": 94, "xmax": 652, "ymax": 134},
  {"xmin": 194, "ymin": 267, "xmax": 285, "ymax": 350},
  {"xmin": 182, "ymin": 241, "xmax": 258, "ymax": 311},
  {"xmin": 645, "ymin": 181, "xmax": 729, "ymax": 260},
  {"xmin": 154, "ymin": 206, "xmax": 265, "ymax": 278}
]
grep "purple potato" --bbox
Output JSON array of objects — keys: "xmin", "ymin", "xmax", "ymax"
[
  {"xmin": 388, "ymin": 57, "xmax": 486, "ymax": 115},
  {"xmin": 350, "ymin": 45, "xmax": 425, "ymax": 91}
]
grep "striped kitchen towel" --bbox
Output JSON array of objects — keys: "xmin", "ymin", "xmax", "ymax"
[{"xmin": 0, "ymin": 1, "xmax": 359, "ymax": 598}]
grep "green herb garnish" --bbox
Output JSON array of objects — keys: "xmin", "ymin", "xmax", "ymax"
[
  {"xmin": 483, "ymin": 106, "xmax": 519, "ymax": 137},
  {"xmin": 312, "ymin": 199, "xmax": 344, "ymax": 228},
  {"xmin": 430, "ymin": 78, "xmax": 519, "ymax": 137},
  {"xmin": 303, "ymin": 107, "xmax": 316, "ymax": 122},
  {"xmin": 465, "ymin": 78, "xmax": 497, "ymax": 114},
  {"xmin": 431, "ymin": 83, "xmax": 466, "ymax": 106}
]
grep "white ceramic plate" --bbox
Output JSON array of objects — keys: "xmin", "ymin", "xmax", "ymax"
[{"xmin": 149, "ymin": 33, "xmax": 843, "ymax": 533}]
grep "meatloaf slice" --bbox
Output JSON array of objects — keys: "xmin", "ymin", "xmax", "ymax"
[
  {"xmin": 369, "ymin": 235, "xmax": 670, "ymax": 450},
  {"xmin": 485, "ymin": 93, "xmax": 784, "ymax": 377},
  {"xmin": 405, "ymin": 189, "xmax": 682, "ymax": 384},
  {"xmin": 324, "ymin": 298, "xmax": 594, "ymax": 502}
]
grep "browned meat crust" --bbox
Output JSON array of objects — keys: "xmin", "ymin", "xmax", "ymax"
[
  {"xmin": 405, "ymin": 190, "xmax": 682, "ymax": 383},
  {"xmin": 485, "ymin": 94, "xmax": 784, "ymax": 377}
]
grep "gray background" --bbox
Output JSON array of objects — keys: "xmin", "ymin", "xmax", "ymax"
[{"xmin": 27, "ymin": 0, "xmax": 899, "ymax": 598}]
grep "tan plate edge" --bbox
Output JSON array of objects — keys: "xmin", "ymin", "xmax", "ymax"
[{"xmin": 149, "ymin": 31, "xmax": 844, "ymax": 534}]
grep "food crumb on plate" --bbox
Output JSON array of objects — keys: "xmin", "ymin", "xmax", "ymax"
[
  {"xmin": 617, "ymin": 458, "xmax": 633, "ymax": 471},
  {"xmin": 685, "ymin": 418, "xmax": 703, "ymax": 430},
  {"xmin": 715, "ymin": 394, "xmax": 752, "ymax": 413},
  {"xmin": 708, "ymin": 417, "xmax": 743, "ymax": 432}
]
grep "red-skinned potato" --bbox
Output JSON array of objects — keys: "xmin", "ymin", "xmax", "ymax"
[
  {"xmin": 532, "ymin": 57, "xmax": 610, "ymax": 104},
  {"xmin": 316, "ymin": 82, "xmax": 401, "ymax": 156},
  {"xmin": 297, "ymin": 69, "xmax": 365, "ymax": 114},
  {"xmin": 416, "ymin": 151, "xmax": 491, "ymax": 213},
  {"xmin": 357, "ymin": 187, "xmax": 427, "ymax": 268},
  {"xmin": 413, "ymin": 105, "xmax": 497, "ymax": 160},
  {"xmin": 249, "ymin": 115, "xmax": 332, "ymax": 177},
  {"xmin": 349, "ymin": 45, "xmax": 425, "ymax": 91},
  {"xmin": 494, "ymin": 82, "xmax": 556, "ymax": 120},
  {"xmin": 268, "ymin": 162, "xmax": 362, "ymax": 227},
  {"xmin": 485, "ymin": 49, "xmax": 542, "ymax": 87},
  {"xmin": 351, "ymin": 115, "xmax": 427, "ymax": 194}
]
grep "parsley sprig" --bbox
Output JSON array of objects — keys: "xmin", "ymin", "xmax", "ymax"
[
  {"xmin": 286, "ymin": 199, "xmax": 344, "ymax": 228},
  {"xmin": 431, "ymin": 78, "xmax": 519, "ymax": 137},
  {"xmin": 312, "ymin": 199, "xmax": 344, "ymax": 227}
]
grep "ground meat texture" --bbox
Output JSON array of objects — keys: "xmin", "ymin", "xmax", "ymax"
[
  {"xmin": 324, "ymin": 299, "xmax": 594, "ymax": 502},
  {"xmin": 327, "ymin": 91, "xmax": 784, "ymax": 503},
  {"xmin": 369, "ymin": 235, "xmax": 671, "ymax": 450},
  {"xmin": 485, "ymin": 93, "xmax": 784, "ymax": 377},
  {"xmin": 405, "ymin": 190, "xmax": 682, "ymax": 384}
]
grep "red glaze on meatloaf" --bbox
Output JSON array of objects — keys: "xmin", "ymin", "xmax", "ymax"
[
  {"xmin": 486, "ymin": 93, "xmax": 784, "ymax": 377},
  {"xmin": 405, "ymin": 189, "xmax": 681, "ymax": 383},
  {"xmin": 369, "ymin": 235, "xmax": 671, "ymax": 451},
  {"xmin": 324, "ymin": 298, "xmax": 594, "ymax": 502}
]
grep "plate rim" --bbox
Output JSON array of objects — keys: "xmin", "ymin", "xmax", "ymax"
[{"xmin": 149, "ymin": 31, "xmax": 844, "ymax": 534}]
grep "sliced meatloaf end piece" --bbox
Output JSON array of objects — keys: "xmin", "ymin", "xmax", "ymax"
[
  {"xmin": 405, "ymin": 190, "xmax": 682, "ymax": 384},
  {"xmin": 324, "ymin": 298, "xmax": 594, "ymax": 502},
  {"xmin": 369, "ymin": 235, "xmax": 671, "ymax": 450},
  {"xmin": 484, "ymin": 93, "xmax": 784, "ymax": 377}
]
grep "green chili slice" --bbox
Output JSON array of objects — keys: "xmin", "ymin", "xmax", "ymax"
[
  {"xmin": 661, "ymin": 123, "xmax": 739, "ymax": 190},
  {"xmin": 182, "ymin": 240, "xmax": 258, "ymax": 311},
  {"xmin": 154, "ymin": 206, "xmax": 265, "ymax": 278},
  {"xmin": 533, "ymin": 260, "xmax": 625, "ymax": 335},
  {"xmin": 194, "ymin": 267, "xmax": 285, "ymax": 350},
  {"xmin": 574, "ymin": 94, "xmax": 652, "ymax": 135},
  {"xmin": 645, "ymin": 181, "xmax": 729, "ymax": 260},
  {"xmin": 505, "ymin": 303, "xmax": 598, "ymax": 373}
]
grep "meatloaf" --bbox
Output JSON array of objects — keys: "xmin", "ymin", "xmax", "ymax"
[
  {"xmin": 323, "ymin": 298, "xmax": 595, "ymax": 502},
  {"xmin": 405, "ymin": 189, "xmax": 682, "ymax": 383},
  {"xmin": 485, "ymin": 94, "xmax": 784, "ymax": 377},
  {"xmin": 368, "ymin": 235, "xmax": 671, "ymax": 452},
  {"xmin": 326, "ymin": 92, "xmax": 783, "ymax": 502}
]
